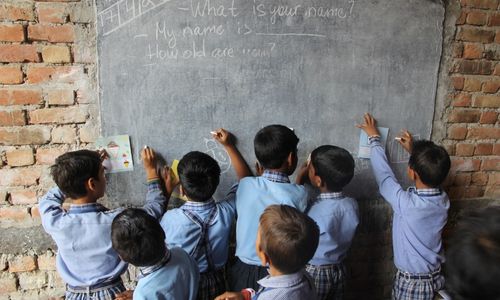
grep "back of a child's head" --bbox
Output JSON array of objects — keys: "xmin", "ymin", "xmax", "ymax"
[
  {"xmin": 254, "ymin": 125, "xmax": 299, "ymax": 169},
  {"xmin": 446, "ymin": 206, "xmax": 500, "ymax": 300},
  {"xmin": 259, "ymin": 204, "xmax": 319, "ymax": 274},
  {"xmin": 408, "ymin": 140, "xmax": 451, "ymax": 187},
  {"xmin": 178, "ymin": 151, "xmax": 220, "ymax": 202},
  {"xmin": 50, "ymin": 150, "xmax": 101, "ymax": 199},
  {"xmin": 311, "ymin": 145, "xmax": 354, "ymax": 192},
  {"xmin": 111, "ymin": 208, "xmax": 166, "ymax": 267}
]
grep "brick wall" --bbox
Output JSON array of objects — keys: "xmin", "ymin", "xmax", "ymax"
[{"xmin": 0, "ymin": 0, "xmax": 498, "ymax": 299}]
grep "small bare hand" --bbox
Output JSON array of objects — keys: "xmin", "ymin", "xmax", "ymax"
[
  {"xmin": 161, "ymin": 165, "xmax": 179, "ymax": 195},
  {"xmin": 115, "ymin": 290, "xmax": 133, "ymax": 300},
  {"xmin": 141, "ymin": 146, "xmax": 158, "ymax": 179},
  {"xmin": 214, "ymin": 292, "xmax": 245, "ymax": 300},
  {"xmin": 212, "ymin": 128, "xmax": 234, "ymax": 147},
  {"xmin": 356, "ymin": 113, "xmax": 380, "ymax": 137},
  {"xmin": 97, "ymin": 149, "xmax": 108, "ymax": 161},
  {"xmin": 397, "ymin": 130, "xmax": 413, "ymax": 153}
]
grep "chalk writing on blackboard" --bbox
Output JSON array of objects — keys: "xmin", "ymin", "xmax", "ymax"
[{"xmin": 204, "ymin": 138, "xmax": 232, "ymax": 173}]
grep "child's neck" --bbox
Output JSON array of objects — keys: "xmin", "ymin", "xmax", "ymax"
[
  {"xmin": 71, "ymin": 195, "xmax": 98, "ymax": 205},
  {"xmin": 268, "ymin": 265, "xmax": 286, "ymax": 277},
  {"xmin": 320, "ymin": 187, "xmax": 340, "ymax": 194},
  {"xmin": 266, "ymin": 167, "xmax": 290, "ymax": 175},
  {"xmin": 415, "ymin": 179, "xmax": 433, "ymax": 190}
]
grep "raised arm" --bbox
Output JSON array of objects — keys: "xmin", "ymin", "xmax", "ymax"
[
  {"xmin": 39, "ymin": 187, "xmax": 66, "ymax": 233},
  {"xmin": 212, "ymin": 128, "xmax": 252, "ymax": 179},
  {"xmin": 141, "ymin": 147, "xmax": 167, "ymax": 219}
]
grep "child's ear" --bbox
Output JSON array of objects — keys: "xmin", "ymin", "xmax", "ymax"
[
  {"xmin": 287, "ymin": 151, "xmax": 297, "ymax": 168},
  {"xmin": 86, "ymin": 177, "xmax": 96, "ymax": 192},
  {"xmin": 407, "ymin": 166, "xmax": 417, "ymax": 181},
  {"xmin": 179, "ymin": 185, "xmax": 185, "ymax": 197}
]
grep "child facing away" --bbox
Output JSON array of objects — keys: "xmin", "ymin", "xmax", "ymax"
[
  {"xmin": 295, "ymin": 145, "xmax": 359, "ymax": 300},
  {"xmin": 111, "ymin": 208, "xmax": 199, "ymax": 300},
  {"xmin": 39, "ymin": 147, "xmax": 167, "ymax": 300},
  {"xmin": 358, "ymin": 113, "xmax": 451, "ymax": 300},
  {"xmin": 159, "ymin": 128, "xmax": 251, "ymax": 300},
  {"xmin": 216, "ymin": 204, "xmax": 320, "ymax": 300},
  {"xmin": 230, "ymin": 124, "xmax": 308, "ymax": 291}
]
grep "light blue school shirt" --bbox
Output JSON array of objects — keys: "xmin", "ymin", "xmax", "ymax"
[
  {"xmin": 235, "ymin": 170, "xmax": 308, "ymax": 265},
  {"xmin": 255, "ymin": 270, "xmax": 317, "ymax": 300},
  {"xmin": 160, "ymin": 185, "xmax": 237, "ymax": 273},
  {"xmin": 307, "ymin": 192, "xmax": 359, "ymax": 266},
  {"xmin": 39, "ymin": 181, "xmax": 166, "ymax": 287},
  {"xmin": 369, "ymin": 138, "xmax": 449, "ymax": 274},
  {"xmin": 134, "ymin": 247, "xmax": 199, "ymax": 300}
]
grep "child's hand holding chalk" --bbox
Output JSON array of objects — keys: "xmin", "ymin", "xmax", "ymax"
[
  {"xmin": 396, "ymin": 130, "xmax": 413, "ymax": 153},
  {"xmin": 211, "ymin": 128, "xmax": 233, "ymax": 146}
]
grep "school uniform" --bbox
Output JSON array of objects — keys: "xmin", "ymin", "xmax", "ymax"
[
  {"xmin": 134, "ymin": 247, "xmax": 199, "ymax": 300},
  {"xmin": 369, "ymin": 137, "xmax": 449, "ymax": 300},
  {"xmin": 306, "ymin": 192, "xmax": 359, "ymax": 300},
  {"xmin": 160, "ymin": 185, "xmax": 237, "ymax": 300},
  {"xmin": 253, "ymin": 270, "xmax": 317, "ymax": 300},
  {"xmin": 39, "ymin": 180, "xmax": 166, "ymax": 300},
  {"xmin": 230, "ymin": 170, "xmax": 308, "ymax": 291}
]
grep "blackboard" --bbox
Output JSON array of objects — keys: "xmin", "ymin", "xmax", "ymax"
[{"xmin": 96, "ymin": 0, "xmax": 444, "ymax": 205}]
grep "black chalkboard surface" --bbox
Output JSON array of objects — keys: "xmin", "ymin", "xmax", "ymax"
[{"xmin": 96, "ymin": 0, "xmax": 444, "ymax": 205}]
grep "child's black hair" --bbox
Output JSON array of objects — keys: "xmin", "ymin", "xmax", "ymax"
[
  {"xmin": 408, "ymin": 140, "xmax": 451, "ymax": 187},
  {"xmin": 259, "ymin": 205, "xmax": 319, "ymax": 274},
  {"xmin": 310, "ymin": 145, "xmax": 354, "ymax": 192},
  {"xmin": 111, "ymin": 208, "xmax": 166, "ymax": 267},
  {"xmin": 178, "ymin": 151, "xmax": 220, "ymax": 202},
  {"xmin": 50, "ymin": 150, "xmax": 101, "ymax": 199},
  {"xmin": 446, "ymin": 206, "xmax": 500, "ymax": 300},
  {"xmin": 254, "ymin": 125, "xmax": 299, "ymax": 169}
]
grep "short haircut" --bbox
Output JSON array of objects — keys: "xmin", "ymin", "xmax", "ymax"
[
  {"xmin": 408, "ymin": 140, "xmax": 450, "ymax": 187},
  {"xmin": 111, "ymin": 208, "xmax": 166, "ymax": 267},
  {"xmin": 178, "ymin": 151, "xmax": 220, "ymax": 202},
  {"xmin": 446, "ymin": 206, "xmax": 500, "ymax": 300},
  {"xmin": 259, "ymin": 205, "xmax": 319, "ymax": 274},
  {"xmin": 50, "ymin": 150, "xmax": 101, "ymax": 199},
  {"xmin": 254, "ymin": 125, "xmax": 299, "ymax": 169},
  {"xmin": 311, "ymin": 145, "xmax": 354, "ymax": 192}
]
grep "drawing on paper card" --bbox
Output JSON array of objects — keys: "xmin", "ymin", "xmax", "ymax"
[{"xmin": 96, "ymin": 135, "xmax": 134, "ymax": 173}]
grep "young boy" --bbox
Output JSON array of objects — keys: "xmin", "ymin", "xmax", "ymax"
[
  {"xmin": 160, "ymin": 128, "xmax": 251, "ymax": 300},
  {"xmin": 216, "ymin": 204, "xmax": 320, "ymax": 300},
  {"xmin": 296, "ymin": 145, "xmax": 359, "ymax": 300},
  {"xmin": 39, "ymin": 147, "xmax": 167, "ymax": 299},
  {"xmin": 358, "ymin": 113, "xmax": 451, "ymax": 300},
  {"xmin": 112, "ymin": 208, "xmax": 199, "ymax": 300},
  {"xmin": 230, "ymin": 124, "xmax": 308, "ymax": 291}
]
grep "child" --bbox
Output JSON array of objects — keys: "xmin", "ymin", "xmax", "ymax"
[
  {"xmin": 216, "ymin": 204, "xmax": 320, "ymax": 300},
  {"xmin": 357, "ymin": 113, "xmax": 451, "ymax": 300},
  {"xmin": 160, "ymin": 128, "xmax": 251, "ymax": 300},
  {"xmin": 112, "ymin": 208, "xmax": 199, "ymax": 300},
  {"xmin": 296, "ymin": 145, "xmax": 359, "ymax": 300},
  {"xmin": 39, "ymin": 147, "xmax": 167, "ymax": 299},
  {"xmin": 230, "ymin": 124, "xmax": 308, "ymax": 291},
  {"xmin": 445, "ymin": 206, "xmax": 500, "ymax": 300}
]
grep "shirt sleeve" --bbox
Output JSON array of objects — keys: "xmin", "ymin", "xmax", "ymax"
[
  {"xmin": 38, "ymin": 187, "xmax": 66, "ymax": 233},
  {"xmin": 219, "ymin": 183, "xmax": 238, "ymax": 211},
  {"xmin": 141, "ymin": 179, "xmax": 166, "ymax": 219},
  {"xmin": 369, "ymin": 138, "xmax": 406, "ymax": 214}
]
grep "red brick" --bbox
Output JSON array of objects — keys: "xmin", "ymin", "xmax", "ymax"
[
  {"xmin": 28, "ymin": 24, "xmax": 74, "ymax": 43},
  {"xmin": 496, "ymin": 31, "xmax": 500, "ymax": 44},
  {"xmin": 485, "ymin": 184, "xmax": 500, "ymax": 198},
  {"xmin": 451, "ymin": 158, "xmax": 481, "ymax": 172},
  {"xmin": 10, "ymin": 190, "xmax": 37, "ymax": 205},
  {"xmin": 0, "ymin": 207, "xmax": 31, "ymax": 224},
  {"xmin": 466, "ymin": 11, "xmax": 488, "ymax": 25},
  {"xmin": 489, "ymin": 13, "xmax": 500, "ymax": 26},
  {"xmin": 461, "ymin": 0, "xmax": 499, "ymax": 9},
  {"xmin": 443, "ymin": 144, "xmax": 455, "ymax": 156},
  {"xmin": 482, "ymin": 158, "xmax": 500, "ymax": 171},
  {"xmin": 0, "ymin": 111, "xmax": 25, "ymax": 126},
  {"xmin": 0, "ymin": 44, "xmax": 40, "ymax": 63},
  {"xmin": 0, "ymin": 89, "xmax": 42, "ymax": 106},
  {"xmin": 463, "ymin": 43, "xmax": 484, "ymax": 59},
  {"xmin": 0, "ymin": 127, "xmax": 51, "ymax": 145},
  {"xmin": 453, "ymin": 43, "xmax": 464, "ymax": 58},
  {"xmin": 52, "ymin": 126, "xmax": 76, "ymax": 143},
  {"xmin": 457, "ymin": 27, "xmax": 495, "ymax": 43},
  {"xmin": 475, "ymin": 143, "xmax": 494, "ymax": 155},
  {"xmin": 482, "ymin": 80, "xmax": 500, "ymax": 93},
  {"xmin": 0, "ymin": 273, "xmax": 17, "ymax": 293},
  {"xmin": 451, "ymin": 77, "xmax": 465, "ymax": 90},
  {"xmin": 29, "ymin": 107, "xmax": 88, "ymax": 124},
  {"xmin": 455, "ymin": 143, "xmax": 475, "ymax": 156},
  {"xmin": 37, "ymin": 253, "xmax": 56, "ymax": 271},
  {"xmin": 488, "ymin": 173, "xmax": 500, "ymax": 187},
  {"xmin": 0, "ymin": 168, "xmax": 42, "ymax": 186},
  {"xmin": 448, "ymin": 186, "xmax": 485, "ymax": 199},
  {"xmin": 448, "ymin": 125, "xmax": 468, "ymax": 140},
  {"xmin": 0, "ymin": 24, "xmax": 24, "ymax": 42},
  {"xmin": 37, "ymin": 4, "xmax": 68, "ymax": 23},
  {"xmin": 471, "ymin": 172, "xmax": 489, "ymax": 185},
  {"xmin": 41, "ymin": 45, "xmax": 71, "ymax": 63},
  {"xmin": 456, "ymin": 11, "xmax": 467, "ymax": 25},
  {"xmin": 448, "ymin": 109, "xmax": 481, "ymax": 123},
  {"xmin": 0, "ymin": 3, "xmax": 34, "ymax": 21},
  {"xmin": 451, "ymin": 93, "xmax": 472, "ymax": 107},
  {"xmin": 6, "ymin": 149, "xmax": 35, "ymax": 167},
  {"xmin": 8, "ymin": 256, "xmax": 36, "ymax": 273},
  {"xmin": 31, "ymin": 205, "xmax": 40, "ymax": 219},
  {"xmin": 452, "ymin": 173, "xmax": 471, "ymax": 186},
  {"xmin": 26, "ymin": 66, "xmax": 82, "ymax": 84},
  {"xmin": 463, "ymin": 77, "xmax": 482, "ymax": 91},
  {"xmin": 494, "ymin": 144, "xmax": 500, "ymax": 155},
  {"xmin": 0, "ymin": 66, "xmax": 23, "ymax": 84},
  {"xmin": 468, "ymin": 127, "xmax": 500, "ymax": 139},
  {"xmin": 473, "ymin": 95, "xmax": 500, "ymax": 107},
  {"xmin": 47, "ymin": 90, "xmax": 74, "ymax": 105},
  {"xmin": 36, "ymin": 147, "xmax": 67, "ymax": 165},
  {"xmin": 454, "ymin": 60, "xmax": 492, "ymax": 75},
  {"xmin": 494, "ymin": 63, "xmax": 500, "ymax": 75}
]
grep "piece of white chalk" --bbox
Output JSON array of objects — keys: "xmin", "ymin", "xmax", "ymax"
[
  {"xmin": 210, "ymin": 131, "xmax": 217, "ymax": 135},
  {"xmin": 394, "ymin": 137, "xmax": 402, "ymax": 141},
  {"xmin": 144, "ymin": 145, "xmax": 148, "ymax": 149}
]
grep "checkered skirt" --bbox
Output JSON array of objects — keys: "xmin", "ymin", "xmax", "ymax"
[
  {"xmin": 197, "ymin": 268, "xmax": 226, "ymax": 300},
  {"xmin": 305, "ymin": 263, "xmax": 346, "ymax": 300},
  {"xmin": 392, "ymin": 270, "xmax": 445, "ymax": 300}
]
